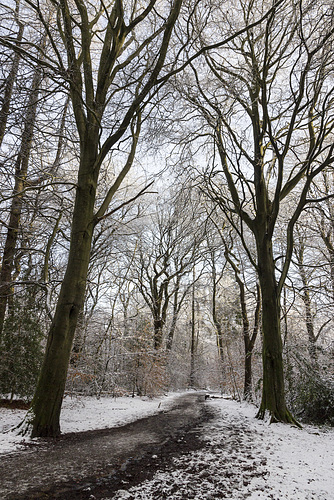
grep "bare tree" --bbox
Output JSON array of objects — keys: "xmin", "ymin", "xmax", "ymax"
[
  {"xmin": 129, "ymin": 192, "xmax": 205, "ymax": 350},
  {"xmin": 2, "ymin": 0, "xmax": 184, "ymax": 437},
  {"xmin": 313, "ymin": 171, "xmax": 334, "ymax": 300},
  {"xmin": 223, "ymin": 237, "xmax": 261, "ymax": 401},
  {"xmin": 205, "ymin": 215, "xmax": 261, "ymax": 400},
  {"xmin": 176, "ymin": 0, "xmax": 334, "ymax": 423},
  {"xmin": 0, "ymin": 1, "xmax": 23, "ymax": 147},
  {"xmin": 0, "ymin": 28, "xmax": 70, "ymax": 337}
]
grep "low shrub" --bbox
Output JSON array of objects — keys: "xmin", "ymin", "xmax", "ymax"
[{"xmin": 285, "ymin": 353, "xmax": 334, "ymax": 426}]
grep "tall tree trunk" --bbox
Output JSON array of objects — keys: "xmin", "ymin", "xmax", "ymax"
[
  {"xmin": 189, "ymin": 269, "xmax": 196, "ymax": 387},
  {"xmin": 298, "ymin": 261, "xmax": 317, "ymax": 363},
  {"xmin": 152, "ymin": 279, "xmax": 169, "ymax": 350},
  {"xmin": 30, "ymin": 154, "xmax": 96, "ymax": 437},
  {"xmin": 294, "ymin": 233, "xmax": 319, "ymax": 363},
  {"xmin": 255, "ymin": 237, "xmax": 296, "ymax": 424},
  {"xmin": 243, "ymin": 283, "xmax": 261, "ymax": 401},
  {"xmin": 214, "ymin": 318, "xmax": 225, "ymax": 379},
  {"xmin": 212, "ymin": 277, "xmax": 225, "ymax": 386},
  {"xmin": 166, "ymin": 278, "xmax": 182, "ymax": 352},
  {"xmin": 153, "ymin": 318, "xmax": 164, "ymax": 350},
  {"xmin": 209, "ymin": 247, "xmax": 225, "ymax": 387},
  {"xmin": 244, "ymin": 348, "xmax": 253, "ymax": 400},
  {"xmin": 0, "ymin": 11, "xmax": 23, "ymax": 147},
  {"xmin": 223, "ymin": 242, "xmax": 261, "ymax": 400},
  {"xmin": 0, "ymin": 55, "xmax": 43, "ymax": 338},
  {"xmin": 330, "ymin": 249, "xmax": 334, "ymax": 301},
  {"xmin": 20, "ymin": 0, "xmax": 182, "ymax": 438}
]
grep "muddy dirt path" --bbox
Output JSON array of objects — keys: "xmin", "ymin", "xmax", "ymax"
[{"xmin": 0, "ymin": 393, "xmax": 213, "ymax": 499}]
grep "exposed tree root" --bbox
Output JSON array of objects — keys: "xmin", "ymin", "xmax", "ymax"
[
  {"xmin": 13, "ymin": 409, "xmax": 35, "ymax": 437},
  {"xmin": 256, "ymin": 406, "xmax": 302, "ymax": 428}
]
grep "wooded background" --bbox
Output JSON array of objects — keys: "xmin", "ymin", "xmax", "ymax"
[{"xmin": 0, "ymin": 0, "xmax": 333, "ymax": 436}]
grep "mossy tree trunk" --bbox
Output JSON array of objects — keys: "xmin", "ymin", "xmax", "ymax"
[{"xmin": 254, "ymin": 235, "xmax": 295, "ymax": 423}]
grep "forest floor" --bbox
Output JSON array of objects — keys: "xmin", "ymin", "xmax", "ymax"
[{"xmin": 0, "ymin": 392, "xmax": 334, "ymax": 499}]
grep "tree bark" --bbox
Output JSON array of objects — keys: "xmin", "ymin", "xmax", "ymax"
[
  {"xmin": 189, "ymin": 269, "xmax": 196, "ymax": 387},
  {"xmin": 31, "ymin": 151, "xmax": 96, "ymax": 437},
  {"xmin": 0, "ymin": 51, "xmax": 43, "ymax": 338},
  {"xmin": 153, "ymin": 318, "xmax": 164, "ymax": 350},
  {"xmin": 212, "ymin": 264, "xmax": 225, "ymax": 386},
  {"xmin": 0, "ymin": 15, "xmax": 23, "ymax": 147},
  {"xmin": 244, "ymin": 348, "xmax": 253, "ymax": 400},
  {"xmin": 296, "ymin": 249, "xmax": 318, "ymax": 363},
  {"xmin": 255, "ymin": 236, "xmax": 297, "ymax": 424},
  {"xmin": 222, "ymin": 239, "xmax": 260, "ymax": 400},
  {"xmin": 166, "ymin": 286, "xmax": 179, "ymax": 352},
  {"xmin": 243, "ymin": 284, "xmax": 260, "ymax": 401},
  {"xmin": 166, "ymin": 276, "xmax": 184, "ymax": 352}
]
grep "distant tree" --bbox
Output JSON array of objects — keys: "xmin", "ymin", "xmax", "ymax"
[
  {"xmin": 205, "ymin": 216, "xmax": 261, "ymax": 400},
  {"xmin": 204, "ymin": 227, "xmax": 227, "ymax": 386},
  {"xmin": 223, "ymin": 237, "xmax": 261, "ymax": 401},
  {"xmin": 0, "ymin": 36, "xmax": 70, "ymax": 338},
  {"xmin": 312, "ymin": 170, "xmax": 334, "ymax": 301},
  {"xmin": 130, "ymin": 192, "xmax": 205, "ymax": 350},
  {"xmin": 293, "ymin": 227, "xmax": 323, "ymax": 364},
  {"xmin": 0, "ymin": 33, "xmax": 45, "ymax": 337}
]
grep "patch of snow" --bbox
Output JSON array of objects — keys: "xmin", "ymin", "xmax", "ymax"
[
  {"xmin": 108, "ymin": 397, "xmax": 334, "ymax": 500},
  {"xmin": 207, "ymin": 398, "xmax": 334, "ymax": 500},
  {"xmin": 0, "ymin": 393, "xmax": 178, "ymax": 454},
  {"xmin": 0, "ymin": 408, "xmax": 28, "ymax": 453},
  {"xmin": 60, "ymin": 393, "xmax": 176, "ymax": 433}
]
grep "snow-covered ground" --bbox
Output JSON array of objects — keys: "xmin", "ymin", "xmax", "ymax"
[
  {"xmin": 1, "ymin": 393, "xmax": 334, "ymax": 499},
  {"xmin": 111, "ymin": 397, "xmax": 334, "ymax": 500},
  {"xmin": 0, "ymin": 393, "xmax": 178, "ymax": 454}
]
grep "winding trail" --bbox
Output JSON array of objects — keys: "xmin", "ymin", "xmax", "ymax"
[
  {"xmin": 0, "ymin": 393, "xmax": 212, "ymax": 499},
  {"xmin": 2, "ymin": 395, "xmax": 330, "ymax": 499}
]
